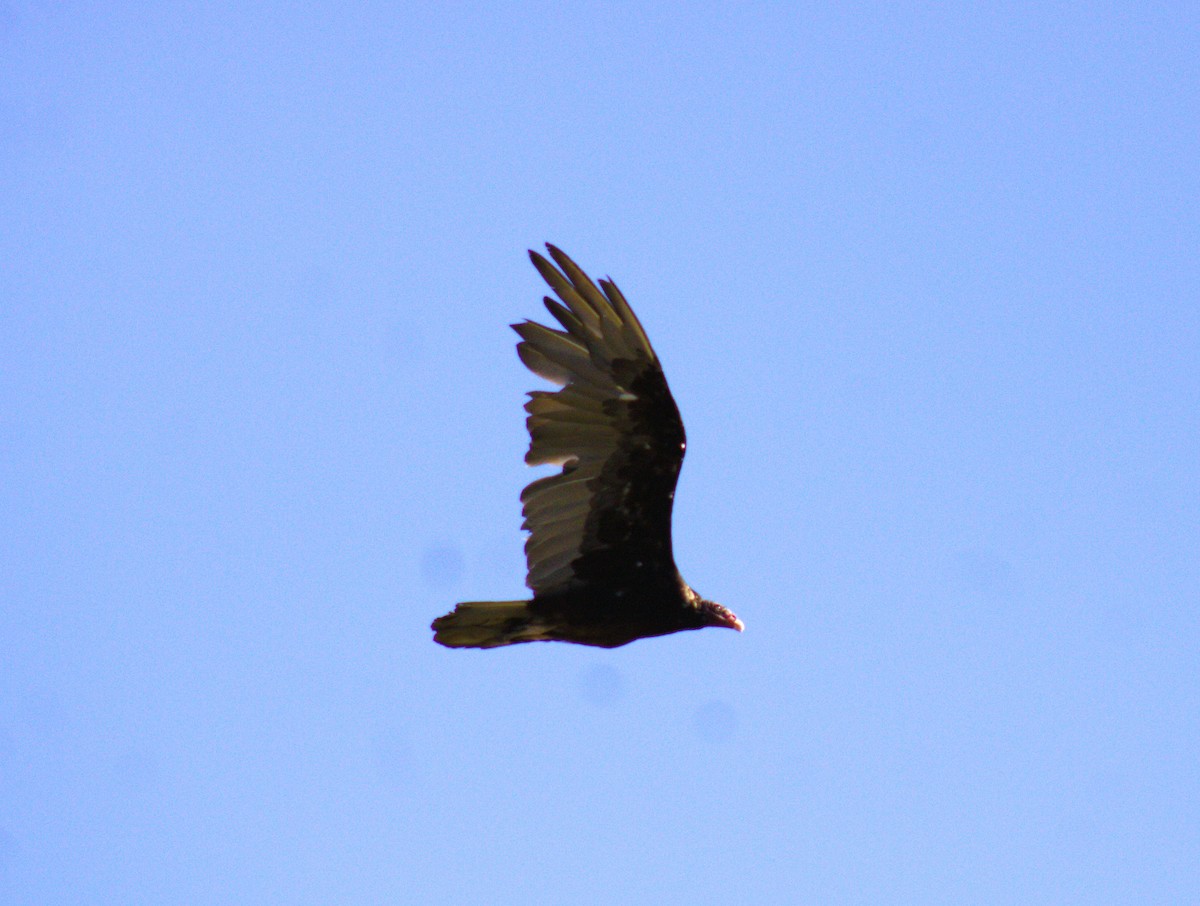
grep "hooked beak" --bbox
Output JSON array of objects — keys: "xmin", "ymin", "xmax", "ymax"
[
  {"xmin": 701, "ymin": 597, "xmax": 743, "ymax": 633},
  {"xmin": 717, "ymin": 610, "xmax": 744, "ymax": 632}
]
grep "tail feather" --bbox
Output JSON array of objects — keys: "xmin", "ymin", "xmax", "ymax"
[{"xmin": 431, "ymin": 600, "xmax": 554, "ymax": 649}]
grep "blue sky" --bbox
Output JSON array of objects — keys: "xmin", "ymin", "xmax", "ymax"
[{"xmin": 3, "ymin": 2, "xmax": 1198, "ymax": 902}]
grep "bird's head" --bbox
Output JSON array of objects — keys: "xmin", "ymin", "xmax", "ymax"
[
  {"xmin": 698, "ymin": 598, "xmax": 744, "ymax": 633},
  {"xmin": 681, "ymin": 582, "xmax": 743, "ymax": 634}
]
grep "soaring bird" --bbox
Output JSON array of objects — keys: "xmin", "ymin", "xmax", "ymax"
[{"xmin": 431, "ymin": 246, "xmax": 742, "ymax": 649}]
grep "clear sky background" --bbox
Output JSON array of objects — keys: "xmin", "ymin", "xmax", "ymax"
[{"xmin": 3, "ymin": 3, "xmax": 1198, "ymax": 903}]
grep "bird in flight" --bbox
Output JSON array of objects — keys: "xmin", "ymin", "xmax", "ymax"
[{"xmin": 431, "ymin": 246, "xmax": 742, "ymax": 649}]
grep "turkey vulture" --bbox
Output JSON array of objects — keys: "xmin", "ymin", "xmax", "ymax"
[{"xmin": 431, "ymin": 246, "xmax": 742, "ymax": 648}]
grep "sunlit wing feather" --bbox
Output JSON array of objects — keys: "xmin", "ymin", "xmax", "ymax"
[{"xmin": 514, "ymin": 245, "xmax": 686, "ymax": 597}]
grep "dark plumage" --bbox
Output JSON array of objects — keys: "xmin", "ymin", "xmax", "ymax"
[{"xmin": 431, "ymin": 246, "xmax": 742, "ymax": 649}]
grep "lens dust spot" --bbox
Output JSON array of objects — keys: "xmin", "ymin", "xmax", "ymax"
[
  {"xmin": 0, "ymin": 827, "xmax": 16, "ymax": 878},
  {"xmin": 692, "ymin": 700, "xmax": 738, "ymax": 743},
  {"xmin": 386, "ymin": 318, "xmax": 427, "ymax": 371},
  {"xmin": 954, "ymin": 549, "xmax": 1019, "ymax": 602},
  {"xmin": 369, "ymin": 723, "xmax": 412, "ymax": 788},
  {"xmin": 577, "ymin": 664, "xmax": 625, "ymax": 707},
  {"xmin": 420, "ymin": 542, "xmax": 465, "ymax": 588}
]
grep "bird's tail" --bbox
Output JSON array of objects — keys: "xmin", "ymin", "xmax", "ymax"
[{"xmin": 431, "ymin": 600, "xmax": 553, "ymax": 649}]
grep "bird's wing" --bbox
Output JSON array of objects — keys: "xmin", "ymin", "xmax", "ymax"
[{"xmin": 514, "ymin": 245, "xmax": 687, "ymax": 597}]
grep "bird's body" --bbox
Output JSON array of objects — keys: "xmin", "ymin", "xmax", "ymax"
[{"xmin": 431, "ymin": 246, "xmax": 742, "ymax": 649}]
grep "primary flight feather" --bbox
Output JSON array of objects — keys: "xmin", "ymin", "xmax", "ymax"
[{"xmin": 431, "ymin": 246, "xmax": 742, "ymax": 648}]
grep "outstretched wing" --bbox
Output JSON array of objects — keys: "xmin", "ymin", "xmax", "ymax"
[{"xmin": 513, "ymin": 245, "xmax": 687, "ymax": 598}]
